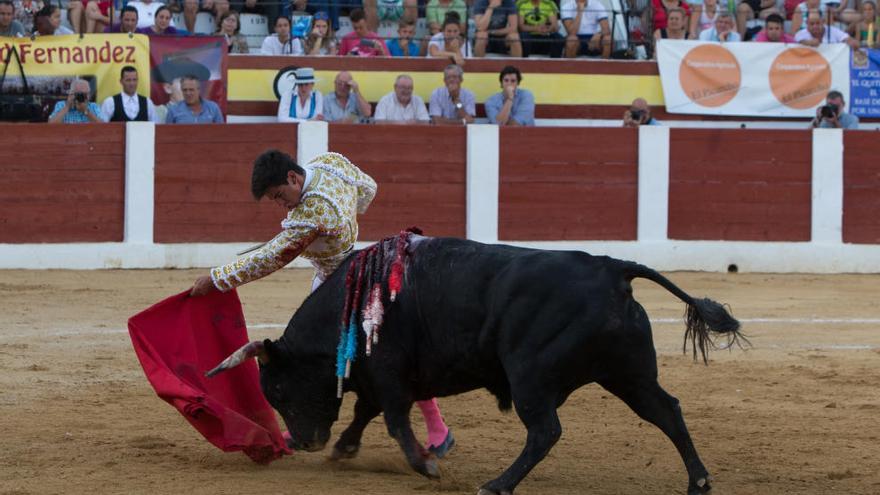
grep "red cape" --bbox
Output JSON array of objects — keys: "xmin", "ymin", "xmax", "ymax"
[{"xmin": 127, "ymin": 289, "xmax": 291, "ymax": 464}]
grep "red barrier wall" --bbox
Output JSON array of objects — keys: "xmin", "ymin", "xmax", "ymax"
[
  {"xmin": 328, "ymin": 124, "xmax": 467, "ymax": 240},
  {"xmin": 0, "ymin": 124, "xmax": 125, "ymax": 243},
  {"xmin": 498, "ymin": 127, "xmax": 639, "ymax": 240},
  {"xmin": 843, "ymin": 132, "xmax": 880, "ymax": 244},
  {"xmin": 154, "ymin": 124, "xmax": 298, "ymax": 242},
  {"xmin": 668, "ymin": 129, "xmax": 812, "ymax": 241}
]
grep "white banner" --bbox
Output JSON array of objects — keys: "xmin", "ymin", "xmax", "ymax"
[{"xmin": 657, "ymin": 40, "xmax": 850, "ymax": 117}]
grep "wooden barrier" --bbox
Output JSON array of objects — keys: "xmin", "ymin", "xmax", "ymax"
[
  {"xmin": 0, "ymin": 124, "xmax": 126, "ymax": 243},
  {"xmin": 843, "ymin": 131, "xmax": 880, "ymax": 244},
  {"xmin": 498, "ymin": 127, "xmax": 639, "ymax": 241},
  {"xmin": 328, "ymin": 124, "xmax": 467, "ymax": 240},
  {"xmin": 667, "ymin": 129, "xmax": 812, "ymax": 242},
  {"xmin": 154, "ymin": 123, "xmax": 298, "ymax": 242}
]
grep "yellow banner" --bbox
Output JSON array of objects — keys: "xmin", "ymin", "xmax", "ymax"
[{"xmin": 0, "ymin": 34, "xmax": 151, "ymax": 102}]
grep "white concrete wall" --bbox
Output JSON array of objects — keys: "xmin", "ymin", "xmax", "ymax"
[{"xmin": 3, "ymin": 124, "xmax": 880, "ymax": 273}]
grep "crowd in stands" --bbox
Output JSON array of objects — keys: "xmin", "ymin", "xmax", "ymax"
[{"xmin": 1, "ymin": 0, "xmax": 877, "ymax": 59}]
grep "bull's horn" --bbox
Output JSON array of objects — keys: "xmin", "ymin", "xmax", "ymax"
[{"xmin": 205, "ymin": 340, "xmax": 265, "ymax": 378}]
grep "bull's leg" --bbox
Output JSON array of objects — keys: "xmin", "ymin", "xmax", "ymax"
[
  {"xmin": 478, "ymin": 394, "xmax": 562, "ymax": 495},
  {"xmin": 330, "ymin": 398, "xmax": 380, "ymax": 460},
  {"xmin": 383, "ymin": 404, "xmax": 440, "ymax": 479},
  {"xmin": 599, "ymin": 378, "xmax": 711, "ymax": 495}
]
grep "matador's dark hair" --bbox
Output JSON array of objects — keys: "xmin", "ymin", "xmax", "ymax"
[{"xmin": 251, "ymin": 149, "xmax": 305, "ymax": 200}]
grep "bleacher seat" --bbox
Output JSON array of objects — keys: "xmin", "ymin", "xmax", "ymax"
[
  {"xmin": 240, "ymin": 13, "xmax": 270, "ymax": 51},
  {"xmin": 193, "ymin": 11, "xmax": 215, "ymax": 35}
]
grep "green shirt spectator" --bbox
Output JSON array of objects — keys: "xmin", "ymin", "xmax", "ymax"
[
  {"xmin": 516, "ymin": 0, "xmax": 558, "ymax": 27},
  {"xmin": 425, "ymin": 0, "xmax": 467, "ymax": 34}
]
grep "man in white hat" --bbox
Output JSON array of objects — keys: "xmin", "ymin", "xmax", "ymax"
[{"xmin": 278, "ymin": 67, "xmax": 325, "ymax": 123}]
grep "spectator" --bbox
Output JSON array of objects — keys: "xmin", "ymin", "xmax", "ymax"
[
  {"xmin": 49, "ymin": 79, "xmax": 104, "ymax": 124},
  {"xmin": 363, "ymin": 0, "xmax": 417, "ymax": 32},
  {"xmin": 374, "ymin": 74, "xmax": 430, "ymax": 124},
  {"xmin": 736, "ymin": 0, "xmax": 779, "ymax": 39},
  {"xmin": 303, "ymin": 11, "xmax": 337, "ymax": 55},
  {"xmin": 428, "ymin": 14, "xmax": 470, "ymax": 63},
  {"xmin": 698, "ymin": 12, "xmax": 742, "ymax": 41},
  {"xmin": 33, "ymin": 5, "xmax": 73, "ymax": 36},
  {"xmin": 688, "ymin": 0, "xmax": 718, "ymax": 39},
  {"xmin": 101, "ymin": 66, "xmax": 160, "ymax": 123},
  {"xmin": 484, "ymin": 65, "xmax": 535, "ymax": 126},
  {"xmin": 129, "ymin": 0, "xmax": 174, "ymax": 29},
  {"xmin": 790, "ymin": 0, "xmax": 825, "ymax": 34},
  {"xmin": 166, "ymin": 75, "xmax": 224, "ymax": 124},
  {"xmin": 562, "ymin": 0, "xmax": 611, "ymax": 58},
  {"xmin": 152, "ymin": 57, "xmax": 209, "ymax": 123},
  {"xmin": 429, "ymin": 64, "xmax": 476, "ymax": 125},
  {"xmin": 0, "ymin": 0, "xmax": 25, "ymax": 36},
  {"xmin": 810, "ymin": 90, "xmax": 859, "ymax": 129},
  {"xmin": 518, "ymin": 0, "xmax": 565, "ymax": 58},
  {"xmin": 84, "ymin": 0, "xmax": 111, "ymax": 33},
  {"xmin": 137, "ymin": 6, "xmax": 183, "ymax": 35},
  {"xmin": 796, "ymin": 11, "xmax": 860, "ymax": 47},
  {"xmin": 339, "ymin": 8, "xmax": 389, "ymax": 56},
  {"xmin": 277, "ymin": 67, "xmax": 323, "ymax": 122},
  {"xmin": 67, "ymin": 0, "xmax": 84, "ymax": 34},
  {"xmin": 622, "ymin": 97, "xmax": 660, "ymax": 127},
  {"xmin": 387, "ymin": 17, "xmax": 420, "ymax": 56},
  {"xmin": 261, "ymin": 15, "xmax": 305, "ymax": 55},
  {"xmin": 104, "ymin": 5, "xmax": 139, "ymax": 33},
  {"xmin": 652, "ymin": 0, "xmax": 691, "ymax": 33},
  {"xmin": 217, "ymin": 11, "xmax": 249, "ymax": 53},
  {"xmin": 323, "ymin": 70, "xmax": 371, "ymax": 123},
  {"xmin": 12, "ymin": 0, "xmax": 41, "ymax": 34},
  {"xmin": 425, "ymin": 0, "xmax": 466, "ymax": 35},
  {"xmin": 848, "ymin": 0, "xmax": 878, "ymax": 46},
  {"xmin": 654, "ymin": 6, "xmax": 688, "ymax": 44},
  {"xmin": 754, "ymin": 13, "xmax": 796, "ymax": 41},
  {"xmin": 473, "ymin": 0, "xmax": 522, "ymax": 57}
]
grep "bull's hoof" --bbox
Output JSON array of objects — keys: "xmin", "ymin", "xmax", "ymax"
[
  {"xmin": 424, "ymin": 457, "xmax": 441, "ymax": 479},
  {"xmin": 688, "ymin": 475, "xmax": 713, "ymax": 494},
  {"xmin": 328, "ymin": 443, "xmax": 360, "ymax": 461},
  {"xmin": 427, "ymin": 430, "xmax": 455, "ymax": 459},
  {"xmin": 477, "ymin": 489, "xmax": 513, "ymax": 495}
]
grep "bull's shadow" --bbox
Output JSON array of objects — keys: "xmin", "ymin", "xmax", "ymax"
[{"xmin": 208, "ymin": 234, "xmax": 745, "ymax": 495}]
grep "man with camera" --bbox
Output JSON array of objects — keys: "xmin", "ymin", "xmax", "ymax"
[
  {"xmin": 810, "ymin": 90, "xmax": 859, "ymax": 129},
  {"xmin": 623, "ymin": 97, "xmax": 660, "ymax": 127},
  {"xmin": 48, "ymin": 80, "xmax": 104, "ymax": 124}
]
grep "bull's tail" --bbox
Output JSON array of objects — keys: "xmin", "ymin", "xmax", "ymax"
[{"xmin": 617, "ymin": 260, "xmax": 747, "ymax": 363}]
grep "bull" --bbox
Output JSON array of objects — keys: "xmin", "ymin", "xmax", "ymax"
[{"xmin": 208, "ymin": 235, "xmax": 744, "ymax": 494}]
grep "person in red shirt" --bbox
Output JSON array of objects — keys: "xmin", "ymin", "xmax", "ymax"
[
  {"xmin": 339, "ymin": 8, "xmax": 390, "ymax": 56},
  {"xmin": 753, "ymin": 13, "xmax": 796, "ymax": 42},
  {"xmin": 652, "ymin": 0, "xmax": 691, "ymax": 31}
]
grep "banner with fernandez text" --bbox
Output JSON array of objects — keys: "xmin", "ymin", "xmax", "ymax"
[
  {"xmin": 656, "ymin": 40, "xmax": 850, "ymax": 117},
  {"xmin": 0, "ymin": 34, "xmax": 151, "ymax": 115}
]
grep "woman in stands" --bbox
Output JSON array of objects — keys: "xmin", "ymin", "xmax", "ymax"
[
  {"xmin": 654, "ymin": 6, "xmax": 688, "ymax": 44},
  {"xmin": 216, "ymin": 11, "xmax": 249, "ymax": 53},
  {"xmin": 84, "ymin": 0, "xmax": 111, "ymax": 33},
  {"xmin": 789, "ymin": 0, "xmax": 825, "ymax": 33},
  {"xmin": 32, "ymin": 5, "xmax": 73, "ymax": 35},
  {"xmin": 261, "ymin": 15, "xmax": 305, "ymax": 55},
  {"xmin": 688, "ymin": 0, "xmax": 718, "ymax": 38},
  {"xmin": 277, "ymin": 67, "xmax": 323, "ymax": 123},
  {"xmin": 137, "ymin": 6, "xmax": 182, "ymax": 35},
  {"xmin": 848, "ymin": 0, "xmax": 878, "ymax": 46},
  {"xmin": 428, "ymin": 14, "xmax": 470, "ymax": 64},
  {"xmin": 303, "ymin": 11, "xmax": 338, "ymax": 55},
  {"xmin": 652, "ymin": 0, "xmax": 691, "ymax": 33}
]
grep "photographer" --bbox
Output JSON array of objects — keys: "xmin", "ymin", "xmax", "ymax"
[
  {"xmin": 48, "ymin": 80, "xmax": 104, "ymax": 124},
  {"xmin": 810, "ymin": 90, "xmax": 859, "ymax": 129},
  {"xmin": 623, "ymin": 97, "xmax": 660, "ymax": 127}
]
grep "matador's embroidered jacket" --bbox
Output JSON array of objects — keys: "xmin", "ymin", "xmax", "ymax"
[{"xmin": 210, "ymin": 152, "xmax": 377, "ymax": 292}]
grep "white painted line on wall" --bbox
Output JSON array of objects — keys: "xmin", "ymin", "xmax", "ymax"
[
  {"xmin": 637, "ymin": 125, "xmax": 670, "ymax": 241},
  {"xmin": 466, "ymin": 124, "xmax": 499, "ymax": 244}
]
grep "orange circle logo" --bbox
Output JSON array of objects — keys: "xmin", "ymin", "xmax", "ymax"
[
  {"xmin": 769, "ymin": 48, "xmax": 831, "ymax": 109},
  {"xmin": 679, "ymin": 45, "xmax": 742, "ymax": 107}
]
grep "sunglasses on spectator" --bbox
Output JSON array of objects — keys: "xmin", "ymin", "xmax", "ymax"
[{"xmin": 314, "ymin": 11, "xmax": 329, "ymax": 21}]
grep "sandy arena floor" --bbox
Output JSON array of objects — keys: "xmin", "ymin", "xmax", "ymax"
[{"xmin": 1, "ymin": 269, "xmax": 879, "ymax": 495}]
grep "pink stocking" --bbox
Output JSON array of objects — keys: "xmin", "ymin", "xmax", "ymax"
[{"xmin": 416, "ymin": 398, "xmax": 448, "ymax": 448}]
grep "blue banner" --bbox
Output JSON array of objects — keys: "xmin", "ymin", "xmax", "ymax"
[{"xmin": 850, "ymin": 49, "xmax": 880, "ymax": 118}]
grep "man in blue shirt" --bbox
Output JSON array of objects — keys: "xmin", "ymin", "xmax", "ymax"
[
  {"xmin": 485, "ymin": 65, "xmax": 535, "ymax": 126},
  {"xmin": 48, "ymin": 80, "xmax": 105, "ymax": 124},
  {"xmin": 811, "ymin": 90, "xmax": 859, "ymax": 130},
  {"xmin": 165, "ymin": 75, "xmax": 224, "ymax": 124}
]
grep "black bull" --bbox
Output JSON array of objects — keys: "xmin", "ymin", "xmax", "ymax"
[{"xmin": 208, "ymin": 236, "xmax": 744, "ymax": 495}]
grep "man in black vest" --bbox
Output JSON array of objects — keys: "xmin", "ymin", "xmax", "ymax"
[{"xmin": 100, "ymin": 66, "xmax": 159, "ymax": 123}]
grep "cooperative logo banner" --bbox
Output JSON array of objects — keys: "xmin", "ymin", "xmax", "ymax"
[
  {"xmin": 850, "ymin": 48, "xmax": 880, "ymax": 118},
  {"xmin": 0, "ymin": 34, "xmax": 151, "ymax": 115},
  {"xmin": 657, "ymin": 40, "xmax": 850, "ymax": 117}
]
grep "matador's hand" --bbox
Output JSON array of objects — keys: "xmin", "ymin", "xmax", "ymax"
[{"xmin": 191, "ymin": 275, "xmax": 217, "ymax": 297}]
